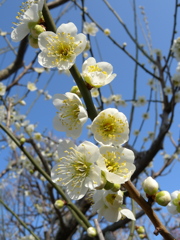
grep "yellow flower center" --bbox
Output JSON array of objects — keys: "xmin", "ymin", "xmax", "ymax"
[
  {"xmin": 55, "ymin": 147, "xmax": 92, "ymax": 188},
  {"xmin": 95, "ymin": 113, "xmax": 127, "ymax": 142},
  {"xmin": 58, "ymin": 99, "xmax": 80, "ymax": 130},
  {"xmin": 46, "ymin": 32, "xmax": 80, "ymax": 65},
  {"xmin": 87, "ymin": 65, "xmax": 107, "ymax": 75},
  {"xmin": 102, "ymin": 151, "xmax": 128, "ymax": 176}
]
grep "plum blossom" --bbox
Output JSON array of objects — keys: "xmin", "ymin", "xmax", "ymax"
[
  {"xmin": 82, "ymin": 57, "xmax": 116, "ymax": 88},
  {"xmin": 97, "ymin": 145, "xmax": 135, "ymax": 184},
  {"xmin": 0, "ymin": 82, "xmax": 6, "ymax": 96},
  {"xmin": 11, "ymin": 0, "xmax": 44, "ymax": 42},
  {"xmin": 83, "ymin": 22, "xmax": 98, "ymax": 36},
  {"xmin": 92, "ymin": 189, "xmax": 135, "ymax": 222},
  {"xmin": 52, "ymin": 93, "xmax": 88, "ymax": 139},
  {"xmin": 167, "ymin": 190, "xmax": 180, "ymax": 214},
  {"xmin": 51, "ymin": 140, "xmax": 102, "ymax": 200},
  {"xmin": 38, "ymin": 22, "xmax": 87, "ymax": 70},
  {"xmin": 171, "ymin": 37, "xmax": 180, "ymax": 61},
  {"xmin": 27, "ymin": 82, "xmax": 37, "ymax": 91},
  {"xmin": 91, "ymin": 108, "xmax": 129, "ymax": 145}
]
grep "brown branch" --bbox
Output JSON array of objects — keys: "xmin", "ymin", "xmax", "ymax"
[
  {"xmin": 0, "ymin": 37, "xmax": 28, "ymax": 81},
  {"xmin": 123, "ymin": 181, "xmax": 176, "ymax": 240}
]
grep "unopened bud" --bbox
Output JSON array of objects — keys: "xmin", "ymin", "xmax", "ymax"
[
  {"xmin": 87, "ymin": 227, "xmax": 97, "ymax": 238},
  {"xmin": 142, "ymin": 177, "xmax": 159, "ymax": 196},
  {"xmin": 54, "ymin": 199, "xmax": 65, "ymax": 209},
  {"xmin": 136, "ymin": 226, "xmax": 145, "ymax": 234},
  {"xmin": 104, "ymin": 28, "xmax": 111, "ymax": 36},
  {"xmin": 111, "ymin": 183, "xmax": 121, "ymax": 192},
  {"xmin": 70, "ymin": 86, "xmax": 82, "ymax": 98},
  {"xmin": 28, "ymin": 34, "xmax": 39, "ymax": 48},
  {"xmin": 30, "ymin": 24, "xmax": 46, "ymax": 39},
  {"xmin": 139, "ymin": 234, "xmax": 147, "ymax": 239},
  {"xmin": 155, "ymin": 191, "xmax": 171, "ymax": 206},
  {"xmin": 20, "ymin": 137, "xmax": 26, "ymax": 144}
]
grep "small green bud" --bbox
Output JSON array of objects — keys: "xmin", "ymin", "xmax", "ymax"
[
  {"xmin": 104, "ymin": 180, "xmax": 114, "ymax": 190},
  {"xmin": 30, "ymin": 24, "xmax": 46, "ymax": 39},
  {"xmin": 70, "ymin": 86, "xmax": 82, "ymax": 98},
  {"xmin": 111, "ymin": 183, "xmax": 121, "ymax": 192},
  {"xmin": 155, "ymin": 191, "xmax": 171, "ymax": 206},
  {"xmin": 20, "ymin": 137, "xmax": 26, "ymax": 144},
  {"xmin": 136, "ymin": 226, "xmax": 145, "ymax": 234},
  {"xmin": 54, "ymin": 199, "xmax": 65, "ymax": 209},
  {"xmin": 142, "ymin": 176, "xmax": 159, "ymax": 196},
  {"xmin": 139, "ymin": 234, "xmax": 147, "ymax": 239},
  {"xmin": 87, "ymin": 227, "xmax": 97, "ymax": 238},
  {"xmin": 28, "ymin": 34, "xmax": 39, "ymax": 48}
]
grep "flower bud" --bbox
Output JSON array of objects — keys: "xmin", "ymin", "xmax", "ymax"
[
  {"xmin": 136, "ymin": 226, "xmax": 145, "ymax": 234},
  {"xmin": 104, "ymin": 28, "xmax": 111, "ymax": 36},
  {"xmin": 155, "ymin": 191, "xmax": 171, "ymax": 206},
  {"xmin": 20, "ymin": 137, "xmax": 26, "ymax": 144},
  {"xmin": 87, "ymin": 227, "xmax": 97, "ymax": 238},
  {"xmin": 111, "ymin": 183, "xmax": 121, "ymax": 192},
  {"xmin": 54, "ymin": 199, "xmax": 65, "ymax": 209},
  {"xmin": 70, "ymin": 86, "xmax": 82, "ymax": 98},
  {"xmin": 28, "ymin": 34, "xmax": 39, "ymax": 48},
  {"xmin": 30, "ymin": 24, "xmax": 46, "ymax": 39},
  {"xmin": 142, "ymin": 177, "xmax": 159, "ymax": 196}
]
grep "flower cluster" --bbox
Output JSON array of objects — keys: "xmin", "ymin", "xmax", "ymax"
[{"xmin": 11, "ymin": 8, "xmax": 136, "ymax": 223}]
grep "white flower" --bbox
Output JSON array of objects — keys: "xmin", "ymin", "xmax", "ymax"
[
  {"xmin": 97, "ymin": 145, "xmax": 135, "ymax": 184},
  {"xmin": 171, "ymin": 37, "xmax": 180, "ymax": 61},
  {"xmin": 147, "ymin": 79, "xmax": 156, "ymax": 90},
  {"xmin": 167, "ymin": 190, "xmax": 180, "ymax": 214},
  {"xmin": 104, "ymin": 28, "xmax": 111, "ymax": 36},
  {"xmin": 172, "ymin": 73, "xmax": 180, "ymax": 87},
  {"xmin": 25, "ymin": 124, "xmax": 35, "ymax": 134},
  {"xmin": 164, "ymin": 86, "xmax": 172, "ymax": 95},
  {"xmin": 11, "ymin": 0, "xmax": 44, "ymax": 42},
  {"xmin": 82, "ymin": 57, "xmax": 116, "ymax": 88},
  {"xmin": 52, "ymin": 92, "xmax": 88, "ymax": 139},
  {"xmin": 132, "ymin": 96, "xmax": 147, "ymax": 107},
  {"xmin": 38, "ymin": 22, "xmax": 87, "ymax": 70},
  {"xmin": 27, "ymin": 82, "xmax": 37, "ymax": 91},
  {"xmin": 91, "ymin": 88, "xmax": 99, "ymax": 98},
  {"xmin": 0, "ymin": 82, "xmax": 6, "ymax": 96},
  {"xmin": 91, "ymin": 108, "xmax": 129, "ymax": 145},
  {"xmin": 175, "ymin": 91, "xmax": 180, "ymax": 103},
  {"xmin": 83, "ymin": 22, "xmax": 98, "ymax": 36},
  {"xmin": 51, "ymin": 140, "xmax": 102, "ymax": 200},
  {"xmin": 92, "ymin": 189, "xmax": 135, "ymax": 222}
]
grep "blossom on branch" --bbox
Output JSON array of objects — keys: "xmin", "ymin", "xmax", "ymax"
[
  {"xmin": 51, "ymin": 140, "xmax": 102, "ymax": 200},
  {"xmin": 97, "ymin": 145, "xmax": 135, "ymax": 184},
  {"xmin": 11, "ymin": 0, "xmax": 44, "ymax": 42},
  {"xmin": 92, "ymin": 189, "xmax": 135, "ymax": 222},
  {"xmin": 38, "ymin": 22, "xmax": 87, "ymax": 70},
  {"xmin": 91, "ymin": 108, "xmax": 129, "ymax": 145},
  {"xmin": 167, "ymin": 190, "xmax": 180, "ymax": 214},
  {"xmin": 52, "ymin": 93, "xmax": 88, "ymax": 139},
  {"xmin": 83, "ymin": 22, "xmax": 98, "ymax": 36},
  {"xmin": 82, "ymin": 57, "xmax": 116, "ymax": 88}
]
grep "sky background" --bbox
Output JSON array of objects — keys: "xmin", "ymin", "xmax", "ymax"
[{"xmin": 0, "ymin": 0, "xmax": 180, "ymax": 239}]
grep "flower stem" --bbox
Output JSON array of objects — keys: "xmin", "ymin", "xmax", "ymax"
[
  {"xmin": 70, "ymin": 65, "xmax": 98, "ymax": 121},
  {"xmin": 123, "ymin": 181, "xmax": 175, "ymax": 240}
]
